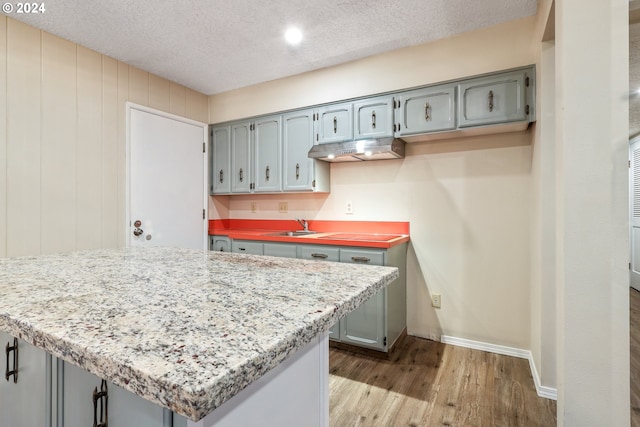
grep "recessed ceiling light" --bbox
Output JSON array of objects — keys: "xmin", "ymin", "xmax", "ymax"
[{"xmin": 284, "ymin": 27, "xmax": 303, "ymax": 46}]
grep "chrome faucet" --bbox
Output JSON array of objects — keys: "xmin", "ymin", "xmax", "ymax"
[{"xmin": 295, "ymin": 218, "xmax": 309, "ymax": 231}]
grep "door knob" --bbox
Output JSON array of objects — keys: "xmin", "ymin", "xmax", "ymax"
[{"xmin": 133, "ymin": 220, "xmax": 143, "ymax": 237}]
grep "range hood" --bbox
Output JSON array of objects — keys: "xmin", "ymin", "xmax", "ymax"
[{"xmin": 307, "ymin": 138, "xmax": 405, "ymax": 162}]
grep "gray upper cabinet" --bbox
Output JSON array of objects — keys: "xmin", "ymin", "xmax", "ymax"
[
  {"xmin": 253, "ymin": 115, "xmax": 282, "ymax": 193},
  {"xmin": 211, "ymin": 125, "xmax": 231, "ymax": 194},
  {"xmin": 395, "ymin": 84, "xmax": 456, "ymax": 137},
  {"xmin": 353, "ymin": 95, "xmax": 395, "ymax": 139},
  {"xmin": 231, "ymin": 121, "xmax": 252, "ymax": 193},
  {"xmin": 316, "ymin": 102, "xmax": 353, "ymax": 144},
  {"xmin": 458, "ymin": 69, "xmax": 529, "ymax": 128},
  {"xmin": 283, "ymin": 109, "xmax": 316, "ymax": 191}
]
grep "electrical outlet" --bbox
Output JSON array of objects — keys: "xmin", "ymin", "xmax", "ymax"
[
  {"xmin": 279, "ymin": 202, "xmax": 288, "ymax": 213},
  {"xmin": 431, "ymin": 293, "xmax": 441, "ymax": 309},
  {"xmin": 345, "ymin": 201, "xmax": 353, "ymax": 214},
  {"xmin": 251, "ymin": 202, "xmax": 257, "ymax": 213}
]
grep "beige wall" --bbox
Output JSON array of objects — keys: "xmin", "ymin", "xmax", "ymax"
[
  {"xmin": 631, "ymin": 21, "xmax": 640, "ymax": 137},
  {"xmin": 209, "ymin": 17, "xmax": 537, "ymax": 350},
  {"xmin": 0, "ymin": 17, "xmax": 208, "ymax": 257}
]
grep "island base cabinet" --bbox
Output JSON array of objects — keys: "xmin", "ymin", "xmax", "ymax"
[
  {"xmin": 60, "ymin": 361, "xmax": 167, "ymax": 427},
  {"xmin": 187, "ymin": 334, "xmax": 329, "ymax": 427},
  {"xmin": 339, "ymin": 290, "xmax": 386, "ymax": 351},
  {"xmin": 0, "ymin": 333, "xmax": 51, "ymax": 427}
]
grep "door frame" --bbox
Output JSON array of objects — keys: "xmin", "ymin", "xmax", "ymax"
[{"xmin": 125, "ymin": 102, "xmax": 208, "ymax": 249}]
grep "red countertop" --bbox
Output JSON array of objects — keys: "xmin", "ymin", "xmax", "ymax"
[{"xmin": 209, "ymin": 219, "xmax": 410, "ymax": 249}]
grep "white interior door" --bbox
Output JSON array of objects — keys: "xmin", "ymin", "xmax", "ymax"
[
  {"xmin": 630, "ymin": 137, "xmax": 640, "ymax": 291},
  {"xmin": 128, "ymin": 105, "xmax": 207, "ymax": 250}
]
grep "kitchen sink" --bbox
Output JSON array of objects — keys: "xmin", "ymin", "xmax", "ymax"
[{"xmin": 268, "ymin": 230, "xmax": 318, "ymax": 237}]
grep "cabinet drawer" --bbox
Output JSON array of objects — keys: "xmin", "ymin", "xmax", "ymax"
[
  {"xmin": 298, "ymin": 245, "xmax": 340, "ymax": 262},
  {"xmin": 232, "ymin": 240, "xmax": 264, "ymax": 255},
  {"xmin": 458, "ymin": 70, "xmax": 528, "ymax": 127},
  {"xmin": 264, "ymin": 243, "xmax": 297, "ymax": 258},
  {"xmin": 339, "ymin": 249, "xmax": 384, "ymax": 266}
]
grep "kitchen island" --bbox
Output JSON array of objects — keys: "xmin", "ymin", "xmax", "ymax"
[{"xmin": 0, "ymin": 246, "xmax": 398, "ymax": 426}]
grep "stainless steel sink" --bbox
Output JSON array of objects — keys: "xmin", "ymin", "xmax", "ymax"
[{"xmin": 268, "ymin": 230, "xmax": 318, "ymax": 237}]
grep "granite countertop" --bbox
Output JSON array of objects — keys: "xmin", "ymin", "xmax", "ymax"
[{"xmin": 0, "ymin": 246, "xmax": 398, "ymax": 421}]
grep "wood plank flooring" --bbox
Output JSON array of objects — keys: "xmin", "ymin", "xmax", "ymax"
[
  {"xmin": 329, "ymin": 336, "xmax": 556, "ymax": 426},
  {"xmin": 631, "ymin": 288, "xmax": 640, "ymax": 427}
]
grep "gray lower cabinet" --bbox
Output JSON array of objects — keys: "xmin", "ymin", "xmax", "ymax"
[
  {"xmin": 264, "ymin": 242, "xmax": 297, "ymax": 258},
  {"xmin": 60, "ymin": 361, "xmax": 180, "ymax": 427},
  {"xmin": 226, "ymin": 239, "xmax": 407, "ymax": 352},
  {"xmin": 210, "ymin": 235, "xmax": 231, "ymax": 252},
  {"xmin": 0, "ymin": 333, "xmax": 51, "ymax": 427},
  {"xmin": 232, "ymin": 240, "xmax": 264, "ymax": 255}
]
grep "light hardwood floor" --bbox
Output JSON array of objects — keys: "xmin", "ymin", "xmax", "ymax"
[
  {"xmin": 329, "ymin": 336, "xmax": 556, "ymax": 426},
  {"xmin": 631, "ymin": 288, "xmax": 640, "ymax": 427}
]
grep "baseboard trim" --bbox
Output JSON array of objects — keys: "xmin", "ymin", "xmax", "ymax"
[{"xmin": 440, "ymin": 335, "xmax": 557, "ymax": 401}]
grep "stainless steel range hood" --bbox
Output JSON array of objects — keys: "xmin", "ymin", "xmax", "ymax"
[{"xmin": 307, "ymin": 137, "xmax": 405, "ymax": 162}]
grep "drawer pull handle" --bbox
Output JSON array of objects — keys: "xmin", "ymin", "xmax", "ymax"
[
  {"xmin": 311, "ymin": 253, "xmax": 328, "ymax": 259},
  {"xmin": 333, "ymin": 116, "xmax": 337, "ymax": 134},
  {"xmin": 5, "ymin": 338, "xmax": 18, "ymax": 384},
  {"xmin": 92, "ymin": 379, "xmax": 108, "ymax": 427},
  {"xmin": 351, "ymin": 256, "xmax": 371, "ymax": 263},
  {"xmin": 488, "ymin": 90, "xmax": 494, "ymax": 112},
  {"xmin": 265, "ymin": 166, "xmax": 270, "ymax": 182},
  {"xmin": 371, "ymin": 111, "xmax": 376, "ymax": 129},
  {"xmin": 295, "ymin": 163, "xmax": 300, "ymax": 180},
  {"xmin": 239, "ymin": 168, "xmax": 244, "ymax": 183},
  {"xmin": 219, "ymin": 169, "xmax": 224, "ymax": 183},
  {"xmin": 238, "ymin": 247, "xmax": 246, "ymax": 251}
]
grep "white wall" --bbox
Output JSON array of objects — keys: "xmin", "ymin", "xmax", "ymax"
[
  {"xmin": 0, "ymin": 17, "xmax": 208, "ymax": 257},
  {"xmin": 555, "ymin": 0, "xmax": 629, "ymax": 424},
  {"xmin": 209, "ymin": 16, "xmax": 538, "ymax": 350}
]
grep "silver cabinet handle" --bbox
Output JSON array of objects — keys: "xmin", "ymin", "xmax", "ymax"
[
  {"xmin": 5, "ymin": 338, "xmax": 18, "ymax": 384},
  {"xmin": 311, "ymin": 253, "xmax": 328, "ymax": 259},
  {"xmin": 351, "ymin": 256, "xmax": 370, "ymax": 263},
  {"xmin": 219, "ymin": 169, "xmax": 224, "ymax": 183},
  {"xmin": 239, "ymin": 168, "xmax": 244, "ymax": 183},
  {"xmin": 295, "ymin": 163, "xmax": 300, "ymax": 180},
  {"xmin": 265, "ymin": 166, "xmax": 270, "ymax": 182},
  {"xmin": 425, "ymin": 102, "xmax": 431, "ymax": 121},
  {"xmin": 488, "ymin": 90, "xmax": 494, "ymax": 112},
  {"xmin": 333, "ymin": 116, "xmax": 337, "ymax": 134},
  {"xmin": 371, "ymin": 111, "xmax": 376, "ymax": 129}
]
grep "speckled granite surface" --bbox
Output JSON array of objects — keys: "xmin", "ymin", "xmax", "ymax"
[{"xmin": 0, "ymin": 246, "xmax": 398, "ymax": 421}]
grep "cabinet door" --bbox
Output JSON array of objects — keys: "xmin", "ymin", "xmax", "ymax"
[
  {"xmin": 231, "ymin": 121, "xmax": 252, "ymax": 193},
  {"xmin": 0, "ymin": 333, "xmax": 50, "ymax": 426},
  {"xmin": 458, "ymin": 70, "xmax": 528, "ymax": 127},
  {"xmin": 211, "ymin": 125, "xmax": 231, "ymax": 194},
  {"xmin": 253, "ymin": 115, "xmax": 282, "ymax": 193},
  {"xmin": 232, "ymin": 240, "xmax": 264, "ymax": 255},
  {"xmin": 210, "ymin": 235, "xmax": 231, "ymax": 252},
  {"xmin": 298, "ymin": 245, "xmax": 341, "ymax": 340},
  {"xmin": 396, "ymin": 84, "xmax": 456, "ymax": 136},
  {"xmin": 62, "ymin": 361, "xmax": 164, "ymax": 427},
  {"xmin": 354, "ymin": 95, "xmax": 394, "ymax": 139},
  {"xmin": 316, "ymin": 102, "xmax": 353, "ymax": 144},
  {"xmin": 283, "ymin": 109, "xmax": 315, "ymax": 191},
  {"xmin": 264, "ymin": 243, "xmax": 297, "ymax": 258},
  {"xmin": 338, "ymin": 249, "xmax": 386, "ymax": 351}
]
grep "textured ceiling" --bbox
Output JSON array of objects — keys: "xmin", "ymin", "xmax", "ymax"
[{"xmin": 5, "ymin": 0, "xmax": 537, "ymax": 95}]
